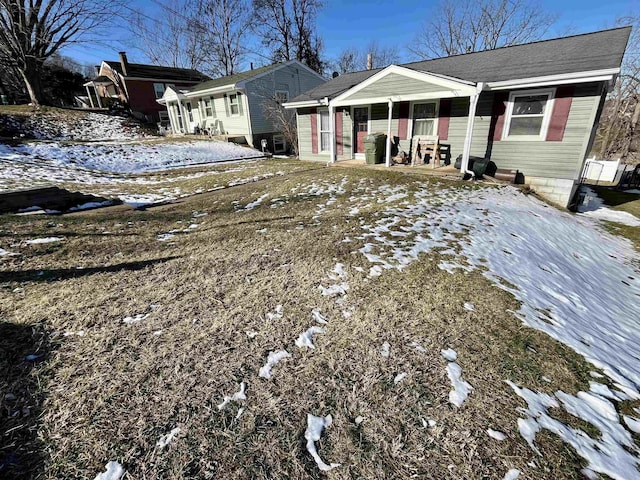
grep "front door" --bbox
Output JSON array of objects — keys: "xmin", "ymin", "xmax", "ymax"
[{"xmin": 353, "ymin": 107, "xmax": 369, "ymax": 156}]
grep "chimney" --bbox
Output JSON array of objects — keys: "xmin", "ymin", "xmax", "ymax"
[
  {"xmin": 366, "ymin": 53, "xmax": 373, "ymax": 70},
  {"xmin": 118, "ymin": 51, "xmax": 129, "ymax": 76},
  {"xmin": 250, "ymin": 62, "xmax": 254, "ymax": 70},
  {"xmin": 94, "ymin": 65, "xmax": 100, "ymax": 76}
]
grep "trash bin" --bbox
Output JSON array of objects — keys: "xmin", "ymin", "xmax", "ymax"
[
  {"xmin": 364, "ymin": 133, "xmax": 387, "ymax": 164},
  {"xmin": 472, "ymin": 158, "xmax": 490, "ymax": 178}
]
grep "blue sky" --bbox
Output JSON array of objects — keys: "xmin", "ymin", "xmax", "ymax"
[{"xmin": 63, "ymin": 0, "xmax": 638, "ymax": 70}]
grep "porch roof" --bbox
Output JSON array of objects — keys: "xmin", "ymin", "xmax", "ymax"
[{"xmin": 286, "ymin": 26, "xmax": 630, "ymax": 106}]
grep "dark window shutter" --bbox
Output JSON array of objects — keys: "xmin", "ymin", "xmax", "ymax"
[
  {"xmin": 546, "ymin": 86, "xmax": 574, "ymax": 141},
  {"xmin": 437, "ymin": 98, "xmax": 452, "ymax": 140},
  {"xmin": 336, "ymin": 110, "xmax": 343, "ymax": 155},
  {"xmin": 223, "ymin": 94, "xmax": 230, "ymax": 117},
  {"xmin": 491, "ymin": 92, "xmax": 509, "ymax": 141},
  {"xmin": 397, "ymin": 101, "xmax": 410, "ymax": 140},
  {"xmin": 311, "ymin": 108, "xmax": 318, "ymax": 154}
]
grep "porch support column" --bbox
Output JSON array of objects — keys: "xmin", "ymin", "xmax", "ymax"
[
  {"xmin": 329, "ymin": 104, "xmax": 336, "ymax": 163},
  {"xmin": 95, "ymin": 87, "xmax": 103, "ymax": 108},
  {"xmin": 386, "ymin": 99, "xmax": 393, "ymax": 167},
  {"xmin": 460, "ymin": 82, "xmax": 484, "ymax": 177},
  {"xmin": 85, "ymin": 86, "xmax": 95, "ymax": 108},
  {"xmin": 177, "ymin": 100, "xmax": 187, "ymax": 133}
]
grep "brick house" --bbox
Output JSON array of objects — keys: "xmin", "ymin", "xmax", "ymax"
[{"xmin": 83, "ymin": 52, "xmax": 210, "ymax": 123}]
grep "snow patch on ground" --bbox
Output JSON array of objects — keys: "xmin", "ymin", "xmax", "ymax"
[
  {"xmin": 217, "ymin": 382, "xmax": 247, "ymax": 410},
  {"xmin": 380, "ymin": 342, "xmax": 390, "ymax": 358},
  {"xmin": 93, "ymin": 461, "xmax": 125, "ymax": 480},
  {"xmin": 25, "ymin": 237, "xmax": 63, "ymax": 244},
  {"xmin": 487, "ymin": 429, "xmax": 506, "ymax": 441},
  {"xmin": 304, "ymin": 414, "xmax": 340, "ymax": 472},
  {"xmin": 440, "ymin": 348, "xmax": 457, "ymax": 362},
  {"xmin": 446, "ymin": 363, "xmax": 473, "ymax": 407},
  {"xmin": 156, "ymin": 427, "xmax": 181, "ymax": 449},
  {"xmin": 503, "ymin": 469, "xmax": 520, "ymax": 480},
  {"xmin": 577, "ymin": 186, "xmax": 640, "ymax": 227},
  {"xmin": 258, "ymin": 350, "xmax": 291, "ymax": 379},
  {"xmin": 507, "ymin": 380, "xmax": 639, "ymax": 480},
  {"xmin": 295, "ymin": 326, "xmax": 325, "ymax": 349}
]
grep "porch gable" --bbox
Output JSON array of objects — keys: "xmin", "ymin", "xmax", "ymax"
[{"xmin": 331, "ymin": 65, "xmax": 477, "ymax": 107}]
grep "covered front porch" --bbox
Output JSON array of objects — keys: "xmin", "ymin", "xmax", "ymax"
[{"xmin": 299, "ymin": 65, "xmax": 485, "ymax": 176}]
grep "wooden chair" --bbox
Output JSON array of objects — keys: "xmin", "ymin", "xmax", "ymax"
[{"xmin": 411, "ymin": 135, "xmax": 440, "ymax": 168}]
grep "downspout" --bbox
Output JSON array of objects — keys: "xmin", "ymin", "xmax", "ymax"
[
  {"xmin": 460, "ymin": 82, "xmax": 484, "ymax": 178},
  {"xmin": 386, "ymin": 99, "xmax": 393, "ymax": 167}
]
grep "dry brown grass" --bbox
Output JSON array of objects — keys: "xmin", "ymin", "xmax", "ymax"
[{"xmin": 0, "ymin": 164, "xmax": 629, "ymax": 479}]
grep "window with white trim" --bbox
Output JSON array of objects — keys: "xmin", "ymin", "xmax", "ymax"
[
  {"xmin": 504, "ymin": 89, "xmax": 554, "ymax": 140},
  {"xmin": 229, "ymin": 93, "xmax": 240, "ymax": 115},
  {"xmin": 274, "ymin": 90, "xmax": 289, "ymax": 104},
  {"xmin": 412, "ymin": 102, "xmax": 437, "ymax": 136},
  {"xmin": 273, "ymin": 134, "xmax": 286, "ymax": 153},
  {"xmin": 319, "ymin": 109, "xmax": 330, "ymax": 152},
  {"xmin": 204, "ymin": 97, "xmax": 214, "ymax": 117},
  {"xmin": 153, "ymin": 83, "xmax": 165, "ymax": 99},
  {"xmin": 158, "ymin": 111, "xmax": 169, "ymax": 122}
]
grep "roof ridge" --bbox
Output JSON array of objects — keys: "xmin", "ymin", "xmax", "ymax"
[{"xmin": 402, "ymin": 25, "xmax": 633, "ymax": 66}]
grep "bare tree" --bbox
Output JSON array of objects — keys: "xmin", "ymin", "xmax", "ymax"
[
  {"xmin": 0, "ymin": 0, "xmax": 120, "ymax": 108},
  {"xmin": 196, "ymin": 0, "xmax": 250, "ymax": 76},
  {"xmin": 596, "ymin": 17, "xmax": 640, "ymax": 162},
  {"xmin": 252, "ymin": 0, "xmax": 324, "ymax": 72},
  {"xmin": 334, "ymin": 42, "xmax": 400, "ymax": 74},
  {"xmin": 409, "ymin": 0, "xmax": 555, "ymax": 59},
  {"xmin": 131, "ymin": 0, "xmax": 207, "ymax": 71},
  {"xmin": 262, "ymin": 94, "xmax": 299, "ymax": 155}
]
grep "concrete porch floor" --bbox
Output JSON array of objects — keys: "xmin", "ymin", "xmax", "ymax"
[{"xmin": 331, "ymin": 159, "xmax": 461, "ymax": 177}]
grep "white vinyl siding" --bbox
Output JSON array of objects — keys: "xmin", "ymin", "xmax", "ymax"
[{"xmin": 504, "ymin": 88, "xmax": 555, "ymax": 140}]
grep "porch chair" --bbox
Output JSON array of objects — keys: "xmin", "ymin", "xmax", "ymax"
[{"xmin": 411, "ymin": 135, "xmax": 440, "ymax": 168}]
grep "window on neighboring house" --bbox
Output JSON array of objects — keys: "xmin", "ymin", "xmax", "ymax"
[
  {"xmin": 154, "ymin": 83, "xmax": 166, "ymax": 99},
  {"xmin": 504, "ymin": 89, "xmax": 554, "ymax": 139},
  {"xmin": 159, "ymin": 111, "xmax": 169, "ymax": 123},
  {"xmin": 319, "ymin": 109, "xmax": 330, "ymax": 152},
  {"xmin": 273, "ymin": 134, "xmax": 286, "ymax": 153},
  {"xmin": 228, "ymin": 93, "xmax": 240, "ymax": 115},
  {"xmin": 204, "ymin": 97, "xmax": 214, "ymax": 117},
  {"xmin": 274, "ymin": 90, "xmax": 289, "ymax": 104},
  {"xmin": 412, "ymin": 102, "xmax": 437, "ymax": 136}
]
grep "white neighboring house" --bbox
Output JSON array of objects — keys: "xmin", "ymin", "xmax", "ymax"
[{"xmin": 157, "ymin": 60, "xmax": 326, "ymax": 153}]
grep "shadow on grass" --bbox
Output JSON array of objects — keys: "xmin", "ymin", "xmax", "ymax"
[
  {"xmin": 0, "ymin": 256, "xmax": 180, "ymax": 283},
  {"xmin": 0, "ymin": 321, "xmax": 51, "ymax": 479},
  {"xmin": 590, "ymin": 186, "xmax": 640, "ymax": 214}
]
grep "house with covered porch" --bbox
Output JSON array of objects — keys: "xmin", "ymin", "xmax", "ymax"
[
  {"xmin": 157, "ymin": 60, "xmax": 326, "ymax": 151},
  {"xmin": 284, "ymin": 27, "xmax": 631, "ymax": 207}
]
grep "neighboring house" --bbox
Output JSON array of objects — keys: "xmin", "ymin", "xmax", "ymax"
[
  {"xmin": 83, "ymin": 52, "xmax": 210, "ymax": 123},
  {"xmin": 157, "ymin": 60, "xmax": 326, "ymax": 152},
  {"xmin": 284, "ymin": 27, "xmax": 631, "ymax": 208}
]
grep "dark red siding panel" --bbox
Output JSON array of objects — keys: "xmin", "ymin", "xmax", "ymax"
[
  {"xmin": 336, "ymin": 110, "xmax": 343, "ymax": 155},
  {"xmin": 398, "ymin": 101, "xmax": 410, "ymax": 140},
  {"xmin": 310, "ymin": 108, "xmax": 318, "ymax": 154},
  {"xmin": 546, "ymin": 86, "xmax": 574, "ymax": 141},
  {"xmin": 492, "ymin": 92, "xmax": 509, "ymax": 141},
  {"xmin": 438, "ymin": 98, "xmax": 451, "ymax": 140}
]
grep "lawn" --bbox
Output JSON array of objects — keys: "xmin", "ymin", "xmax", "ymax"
[
  {"xmin": 1, "ymin": 163, "xmax": 639, "ymax": 479},
  {"xmin": 586, "ymin": 186, "xmax": 640, "ymax": 249}
]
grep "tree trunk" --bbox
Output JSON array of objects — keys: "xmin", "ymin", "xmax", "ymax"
[{"xmin": 18, "ymin": 58, "xmax": 44, "ymax": 110}]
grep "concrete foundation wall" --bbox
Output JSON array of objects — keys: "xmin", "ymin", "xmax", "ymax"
[{"xmin": 525, "ymin": 176, "xmax": 579, "ymax": 207}]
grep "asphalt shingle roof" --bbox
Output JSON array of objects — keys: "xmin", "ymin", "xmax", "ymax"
[
  {"xmin": 290, "ymin": 26, "xmax": 631, "ymax": 103},
  {"xmin": 189, "ymin": 64, "xmax": 278, "ymax": 92},
  {"xmin": 106, "ymin": 61, "xmax": 210, "ymax": 82}
]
